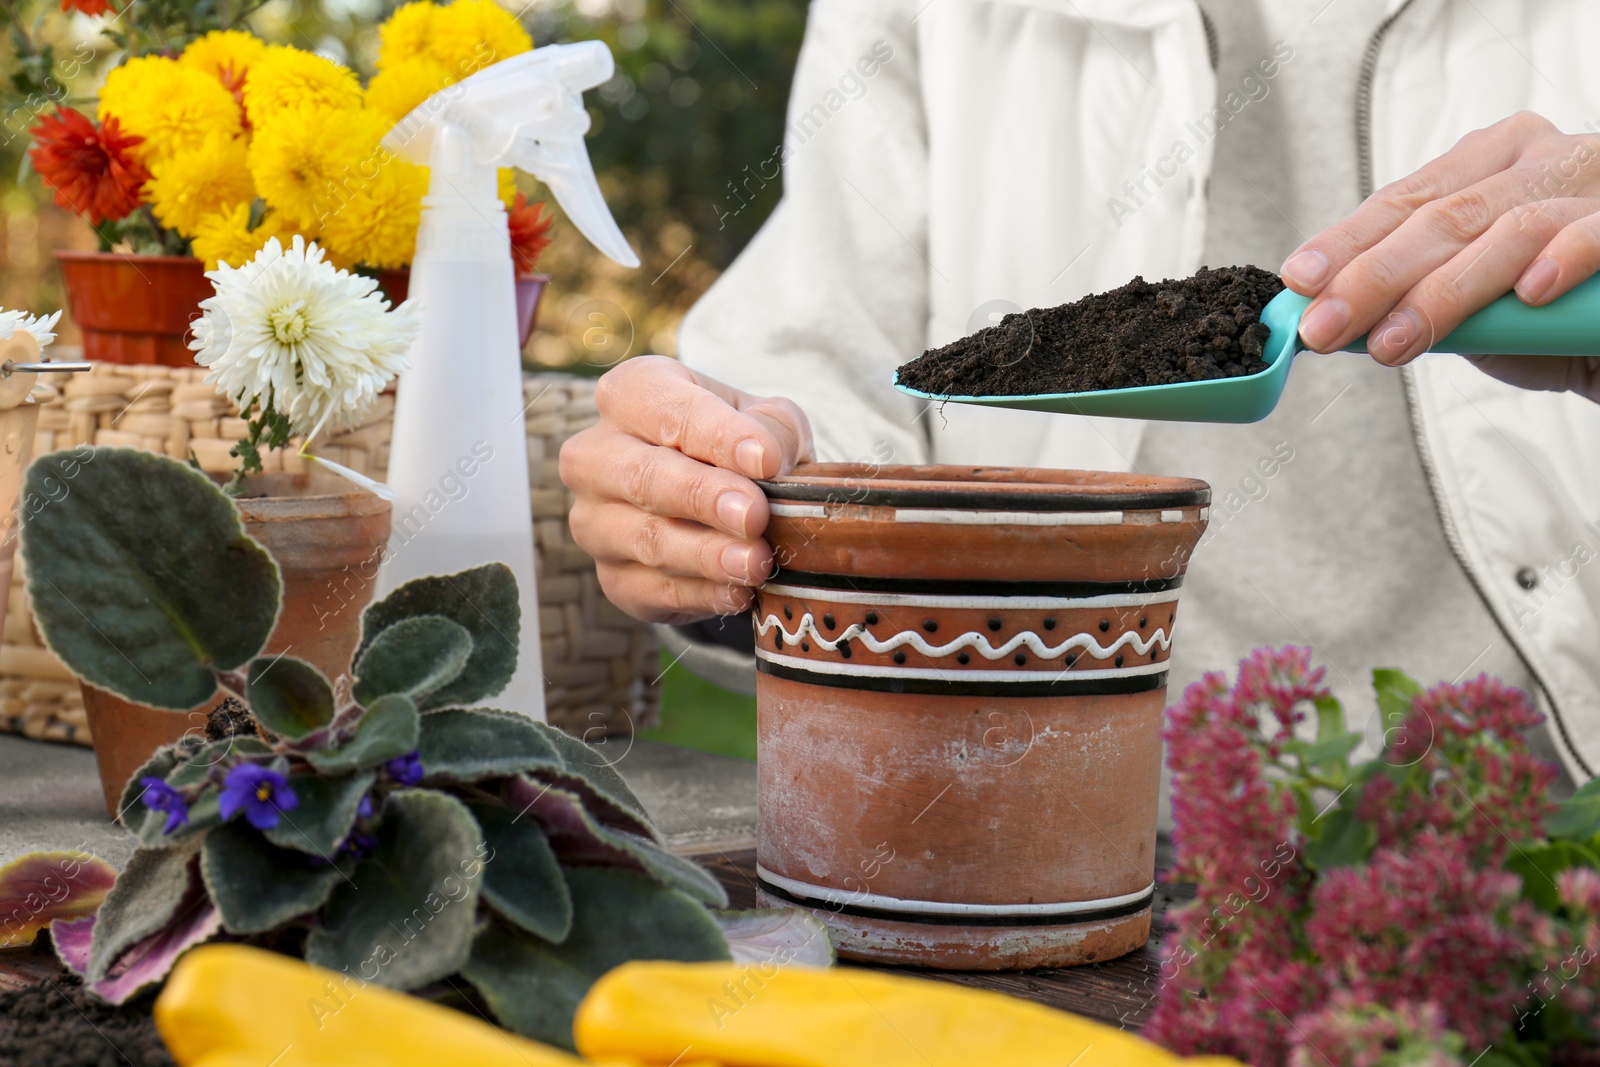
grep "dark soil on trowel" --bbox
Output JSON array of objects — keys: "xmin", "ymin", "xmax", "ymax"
[
  {"xmin": 0, "ymin": 966, "xmax": 172, "ymax": 1067},
  {"xmin": 896, "ymin": 265, "xmax": 1285, "ymax": 396}
]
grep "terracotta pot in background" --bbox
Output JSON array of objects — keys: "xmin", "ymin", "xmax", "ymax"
[
  {"xmin": 82, "ymin": 471, "xmax": 393, "ymax": 815},
  {"xmin": 752, "ymin": 464, "xmax": 1210, "ymax": 970},
  {"xmin": 378, "ymin": 270, "xmax": 547, "ymax": 347},
  {"xmin": 55, "ymin": 252, "xmax": 211, "ymax": 367}
]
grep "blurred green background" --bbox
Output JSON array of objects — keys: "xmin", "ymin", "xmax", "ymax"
[{"xmin": 1, "ymin": 0, "xmax": 806, "ymax": 757}]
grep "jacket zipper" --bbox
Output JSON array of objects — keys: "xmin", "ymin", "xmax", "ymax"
[{"xmin": 1357, "ymin": 0, "xmax": 1589, "ymax": 776}]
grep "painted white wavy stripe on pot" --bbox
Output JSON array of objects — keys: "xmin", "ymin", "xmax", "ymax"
[
  {"xmin": 756, "ymin": 650, "xmax": 1167, "ymax": 683},
  {"xmin": 762, "ymin": 582, "xmax": 1179, "ymax": 611},
  {"xmin": 755, "ymin": 613, "xmax": 1173, "ymax": 661},
  {"xmin": 756, "ymin": 864, "xmax": 1156, "ymax": 917}
]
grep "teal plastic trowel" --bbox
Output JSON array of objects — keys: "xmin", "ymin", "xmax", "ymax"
[{"xmin": 896, "ymin": 275, "xmax": 1600, "ymax": 423}]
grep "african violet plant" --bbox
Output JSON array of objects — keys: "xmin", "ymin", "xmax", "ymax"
[{"xmin": 18, "ymin": 447, "xmax": 828, "ymax": 1048}]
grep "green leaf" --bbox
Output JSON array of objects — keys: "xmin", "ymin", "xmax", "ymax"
[
  {"xmin": 305, "ymin": 790, "xmax": 485, "ymax": 990},
  {"xmin": 1372, "ymin": 668, "xmax": 1423, "ymax": 733},
  {"xmin": 461, "ymin": 868, "xmax": 730, "ymax": 1049},
  {"xmin": 248, "ymin": 656, "xmax": 334, "ymax": 740},
  {"xmin": 1300, "ymin": 731, "xmax": 1363, "ymax": 769},
  {"xmin": 416, "ymin": 708, "xmax": 558, "ymax": 782},
  {"xmin": 1302, "ymin": 805, "xmax": 1374, "ymax": 870},
  {"xmin": 1509, "ymin": 841, "xmax": 1600, "ymax": 912},
  {"xmin": 353, "ymin": 616, "xmax": 473, "ymax": 708},
  {"xmin": 21, "ymin": 449, "xmax": 281, "ymax": 709},
  {"xmin": 262, "ymin": 772, "xmax": 375, "ymax": 857},
  {"xmin": 1548, "ymin": 778, "xmax": 1600, "ymax": 841},
  {"xmin": 357, "ymin": 564, "xmax": 519, "ymax": 708},
  {"xmin": 506, "ymin": 779, "xmax": 726, "ymax": 907},
  {"xmin": 1312, "ymin": 695, "xmax": 1345, "ymax": 743},
  {"xmin": 527, "ymin": 722, "xmax": 653, "ymax": 836},
  {"xmin": 201, "ymin": 821, "xmax": 341, "ymax": 935},
  {"xmin": 307, "ymin": 696, "xmax": 420, "ymax": 774},
  {"xmin": 467, "ymin": 800, "xmax": 572, "ymax": 941},
  {"xmin": 86, "ymin": 844, "xmax": 200, "ymax": 982}
]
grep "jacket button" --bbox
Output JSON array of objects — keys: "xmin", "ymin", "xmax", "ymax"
[{"xmin": 1515, "ymin": 567, "xmax": 1539, "ymax": 591}]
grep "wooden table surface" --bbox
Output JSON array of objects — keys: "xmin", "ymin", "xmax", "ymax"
[
  {"xmin": 704, "ymin": 849, "xmax": 1190, "ymax": 1032},
  {"xmin": 0, "ymin": 848, "xmax": 1190, "ymax": 1035}
]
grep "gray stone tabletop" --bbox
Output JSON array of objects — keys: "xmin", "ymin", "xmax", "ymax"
[{"xmin": 0, "ymin": 733, "xmax": 756, "ymax": 869}]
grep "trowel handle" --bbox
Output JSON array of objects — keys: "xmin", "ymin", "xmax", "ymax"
[{"xmin": 1346, "ymin": 273, "xmax": 1600, "ymax": 356}]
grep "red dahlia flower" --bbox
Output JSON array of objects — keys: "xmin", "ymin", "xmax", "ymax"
[{"xmin": 28, "ymin": 107, "xmax": 150, "ymax": 225}]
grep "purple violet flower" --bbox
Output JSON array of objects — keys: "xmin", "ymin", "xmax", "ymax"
[
  {"xmin": 385, "ymin": 751, "xmax": 424, "ymax": 786},
  {"xmin": 357, "ymin": 792, "xmax": 374, "ymax": 820},
  {"xmin": 218, "ymin": 764, "xmax": 298, "ymax": 831},
  {"xmin": 138, "ymin": 777, "xmax": 189, "ymax": 835}
]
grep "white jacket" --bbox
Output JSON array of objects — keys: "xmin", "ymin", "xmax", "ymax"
[{"xmin": 678, "ymin": 0, "xmax": 1600, "ymax": 784}]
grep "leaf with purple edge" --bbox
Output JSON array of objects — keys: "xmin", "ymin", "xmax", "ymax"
[
  {"xmin": 92, "ymin": 873, "xmax": 222, "ymax": 1004},
  {"xmin": 503, "ymin": 778, "xmax": 725, "ymax": 907},
  {"xmin": 53, "ymin": 914, "xmax": 93, "ymax": 975},
  {"xmin": 524, "ymin": 722, "xmax": 653, "ymax": 838},
  {"xmin": 0, "ymin": 850, "xmax": 117, "ymax": 948},
  {"xmin": 85, "ymin": 845, "xmax": 200, "ymax": 982}
]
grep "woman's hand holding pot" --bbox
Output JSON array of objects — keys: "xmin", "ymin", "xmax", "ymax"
[{"xmin": 560, "ymin": 356, "xmax": 813, "ymax": 624}]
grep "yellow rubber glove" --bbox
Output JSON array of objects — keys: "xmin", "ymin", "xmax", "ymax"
[
  {"xmin": 154, "ymin": 945, "xmax": 595, "ymax": 1067},
  {"xmin": 575, "ymin": 962, "xmax": 1244, "ymax": 1067}
]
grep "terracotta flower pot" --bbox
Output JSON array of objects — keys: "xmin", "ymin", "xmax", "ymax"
[
  {"xmin": 752, "ymin": 463, "xmax": 1210, "ymax": 970},
  {"xmin": 378, "ymin": 269, "xmax": 547, "ymax": 347},
  {"xmin": 82, "ymin": 471, "xmax": 393, "ymax": 815},
  {"xmin": 54, "ymin": 252, "xmax": 213, "ymax": 367}
]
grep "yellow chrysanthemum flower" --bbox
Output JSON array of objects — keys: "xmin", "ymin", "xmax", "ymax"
[
  {"xmin": 318, "ymin": 152, "xmax": 428, "ymax": 269},
  {"xmin": 241, "ymin": 46, "xmax": 362, "ymax": 129},
  {"xmin": 99, "ymin": 56, "xmax": 242, "ymax": 166},
  {"xmin": 497, "ymin": 168, "xmax": 516, "ymax": 208},
  {"xmin": 191, "ymin": 205, "xmax": 299, "ymax": 270},
  {"xmin": 428, "ymin": 0, "xmax": 531, "ymax": 78},
  {"xmin": 377, "ymin": 2, "xmax": 437, "ymax": 70},
  {"xmin": 364, "ymin": 55, "xmax": 453, "ymax": 123},
  {"xmin": 248, "ymin": 105, "xmax": 377, "ymax": 232},
  {"xmin": 179, "ymin": 30, "xmax": 266, "ymax": 100},
  {"xmin": 146, "ymin": 132, "xmax": 255, "ymax": 238}
]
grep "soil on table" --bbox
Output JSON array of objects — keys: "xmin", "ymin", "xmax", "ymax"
[
  {"xmin": 896, "ymin": 265, "xmax": 1285, "ymax": 397},
  {"xmin": 0, "ymin": 974, "xmax": 171, "ymax": 1067}
]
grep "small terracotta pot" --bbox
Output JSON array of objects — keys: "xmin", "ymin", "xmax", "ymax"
[
  {"xmin": 752, "ymin": 463, "xmax": 1209, "ymax": 970},
  {"xmin": 378, "ymin": 270, "xmax": 547, "ymax": 347},
  {"xmin": 82, "ymin": 471, "xmax": 393, "ymax": 815},
  {"xmin": 55, "ymin": 252, "xmax": 212, "ymax": 366}
]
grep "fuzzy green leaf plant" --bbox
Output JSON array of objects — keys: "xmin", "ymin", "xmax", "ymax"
[{"xmin": 21, "ymin": 448, "xmax": 831, "ymax": 1048}]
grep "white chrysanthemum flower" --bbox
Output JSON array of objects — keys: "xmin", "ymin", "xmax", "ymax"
[
  {"xmin": 189, "ymin": 235, "xmax": 418, "ymax": 435},
  {"xmin": 0, "ymin": 309, "xmax": 63, "ymax": 351}
]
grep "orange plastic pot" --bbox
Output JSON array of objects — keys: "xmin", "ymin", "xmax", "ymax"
[
  {"xmin": 55, "ymin": 251, "xmax": 212, "ymax": 366},
  {"xmin": 82, "ymin": 471, "xmax": 393, "ymax": 815},
  {"xmin": 379, "ymin": 270, "xmax": 547, "ymax": 347}
]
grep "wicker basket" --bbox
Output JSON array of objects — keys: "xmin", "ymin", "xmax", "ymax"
[{"xmin": 0, "ymin": 364, "xmax": 657, "ymax": 745}]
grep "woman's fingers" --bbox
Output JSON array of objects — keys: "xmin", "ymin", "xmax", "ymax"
[
  {"xmin": 1517, "ymin": 210, "xmax": 1600, "ymax": 305},
  {"xmin": 593, "ymin": 561, "xmax": 758, "ymax": 625},
  {"xmin": 1282, "ymin": 112, "xmax": 1557, "ymax": 298},
  {"xmin": 570, "ymin": 499, "xmax": 773, "ymax": 586},
  {"xmin": 1365, "ymin": 198, "xmax": 1600, "ymax": 364},
  {"xmin": 595, "ymin": 355, "xmax": 811, "ymax": 480},
  {"xmin": 560, "ymin": 426, "xmax": 769, "ymax": 538}
]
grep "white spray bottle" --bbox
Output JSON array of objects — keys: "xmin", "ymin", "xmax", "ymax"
[{"xmin": 378, "ymin": 42, "xmax": 639, "ymax": 721}]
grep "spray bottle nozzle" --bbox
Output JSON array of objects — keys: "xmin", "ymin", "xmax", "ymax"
[{"xmin": 384, "ymin": 41, "xmax": 640, "ymax": 269}]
